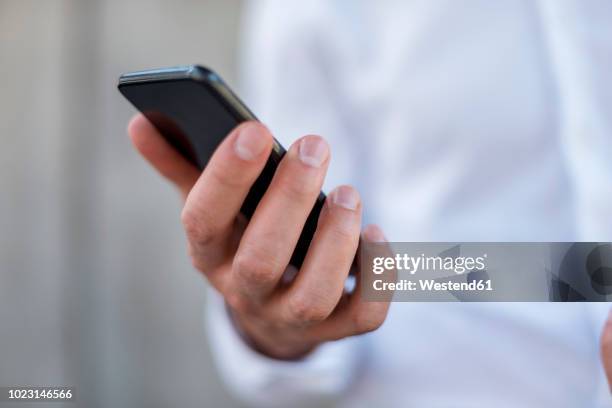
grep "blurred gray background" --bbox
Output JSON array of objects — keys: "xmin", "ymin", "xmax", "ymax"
[{"xmin": 0, "ymin": 1, "xmax": 244, "ymax": 406}]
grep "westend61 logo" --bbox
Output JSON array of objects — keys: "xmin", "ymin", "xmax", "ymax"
[
  {"xmin": 372, "ymin": 253, "xmax": 487, "ymax": 275},
  {"xmin": 361, "ymin": 243, "xmax": 612, "ymax": 302}
]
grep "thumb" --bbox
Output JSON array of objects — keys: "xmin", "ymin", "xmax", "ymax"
[
  {"xmin": 127, "ymin": 114, "xmax": 200, "ymax": 199},
  {"xmin": 600, "ymin": 309, "xmax": 612, "ymax": 392}
]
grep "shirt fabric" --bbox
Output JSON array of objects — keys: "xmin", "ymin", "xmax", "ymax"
[{"xmin": 207, "ymin": 1, "xmax": 612, "ymax": 406}]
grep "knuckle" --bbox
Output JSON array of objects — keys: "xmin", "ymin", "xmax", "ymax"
[
  {"xmin": 233, "ymin": 248, "xmax": 283, "ymax": 286},
  {"xmin": 286, "ymin": 294, "xmax": 331, "ymax": 325},
  {"xmin": 351, "ymin": 311, "xmax": 385, "ymax": 334},
  {"xmin": 181, "ymin": 207, "xmax": 216, "ymax": 246},
  {"xmin": 328, "ymin": 222, "xmax": 358, "ymax": 244},
  {"xmin": 225, "ymin": 293, "xmax": 252, "ymax": 315},
  {"xmin": 278, "ymin": 174, "xmax": 319, "ymax": 202},
  {"xmin": 209, "ymin": 164, "xmax": 244, "ymax": 189}
]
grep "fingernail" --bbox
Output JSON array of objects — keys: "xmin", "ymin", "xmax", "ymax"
[
  {"xmin": 234, "ymin": 123, "xmax": 268, "ymax": 161},
  {"xmin": 363, "ymin": 224, "xmax": 386, "ymax": 243},
  {"xmin": 298, "ymin": 136, "xmax": 328, "ymax": 168},
  {"xmin": 331, "ymin": 186, "xmax": 359, "ymax": 210}
]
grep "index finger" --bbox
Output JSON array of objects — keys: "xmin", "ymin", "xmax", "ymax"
[{"xmin": 180, "ymin": 121, "xmax": 274, "ymax": 273}]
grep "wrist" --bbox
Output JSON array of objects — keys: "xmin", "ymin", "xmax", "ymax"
[{"xmin": 226, "ymin": 303, "xmax": 318, "ymax": 360}]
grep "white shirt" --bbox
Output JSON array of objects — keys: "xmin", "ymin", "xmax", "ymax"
[{"xmin": 207, "ymin": 1, "xmax": 612, "ymax": 406}]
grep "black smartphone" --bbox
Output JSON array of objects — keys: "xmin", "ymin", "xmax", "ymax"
[{"xmin": 118, "ymin": 65, "xmax": 324, "ymax": 268}]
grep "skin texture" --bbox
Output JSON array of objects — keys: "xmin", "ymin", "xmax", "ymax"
[
  {"xmin": 128, "ymin": 114, "xmax": 612, "ymax": 388},
  {"xmin": 601, "ymin": 310, "xmax": 612, "ymax": 392},
  {"xmin": 128, "ymin": 115, "xmax": 392, "ymax": 359}
]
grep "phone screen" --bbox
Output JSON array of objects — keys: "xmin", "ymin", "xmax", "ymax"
[{"xmin": 120, "ymin": 79, "xmax": 241, "ymax": 170}]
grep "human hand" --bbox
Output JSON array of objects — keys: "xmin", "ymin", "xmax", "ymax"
[
  {"xmin": 127, "ymin": 114, "xmax": 391, "ymax": 359},
  {"xmin": 601, "ymin": 310, "xmax": 612, "ymax": 392}
]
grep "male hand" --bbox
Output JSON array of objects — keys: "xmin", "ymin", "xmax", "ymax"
[
  {"xmin": 601, "ymin": 311, "xmax": 612, "ymax": 392},
  {"xmin": 128, "ymin": 115, "xmax": 391, "ymax": 359}
]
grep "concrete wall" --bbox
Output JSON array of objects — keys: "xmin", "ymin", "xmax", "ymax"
[{"xmin": 0, "ymin": 1, "xmax": 243, "ymax": 406}]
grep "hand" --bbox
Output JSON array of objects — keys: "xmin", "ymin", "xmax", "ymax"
[
  {"xmin": 601, "ymin": 311, "xmax": 612, "ymax": 392},
  {"xmin": 127, "ymin": 114, "xmax": 391, "ymax": 359}
]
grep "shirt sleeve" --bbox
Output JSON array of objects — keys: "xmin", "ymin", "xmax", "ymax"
[{"xmin": 205, "ymin": 288, "xmax": 363, "ymax": 407}]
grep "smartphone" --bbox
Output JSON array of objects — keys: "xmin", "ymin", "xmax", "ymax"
[{"xmin": 118, "ymin": 65, "xmax": 325, "ymax": 268}]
